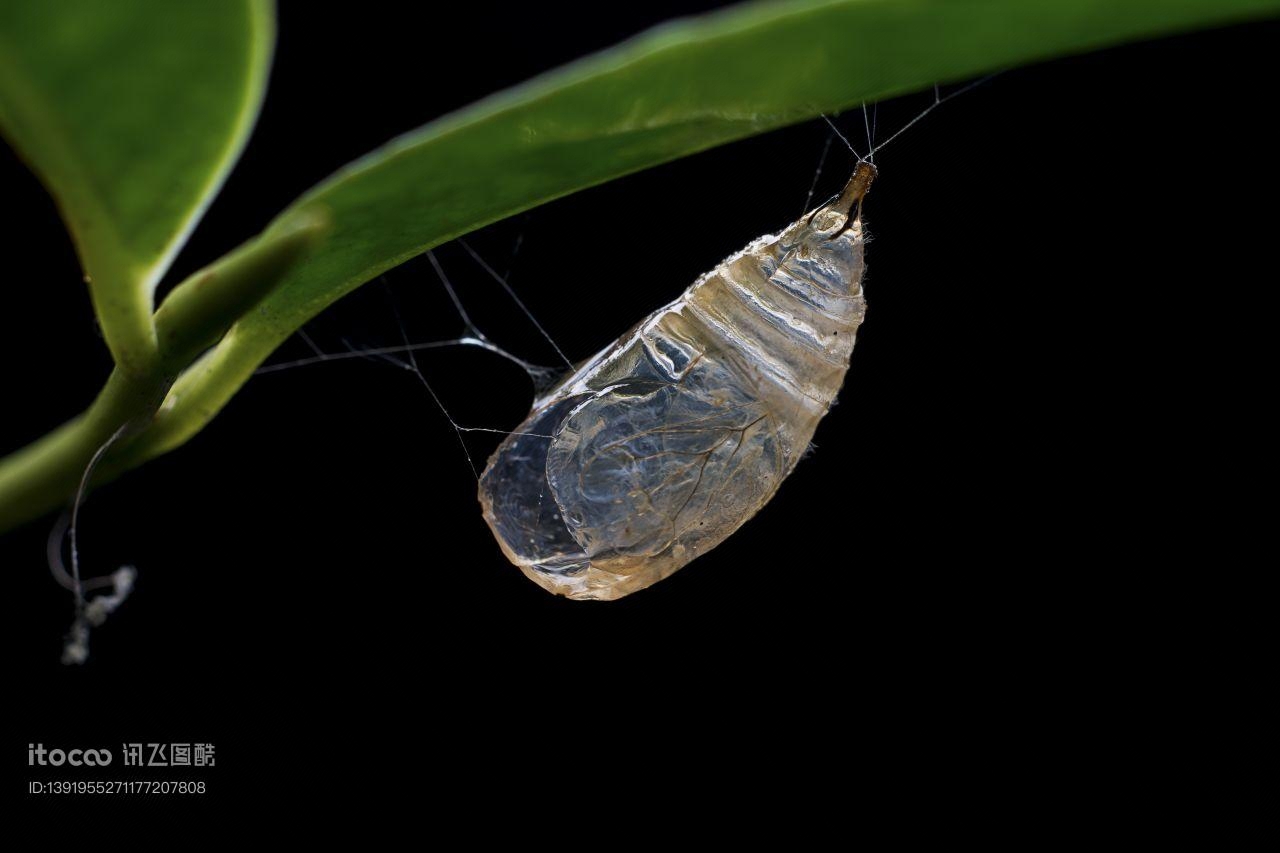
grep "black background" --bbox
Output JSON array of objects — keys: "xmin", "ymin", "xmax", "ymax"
[{"xmin": 6, "ymin": 1, "xmax": 1275, "ymax": 817}]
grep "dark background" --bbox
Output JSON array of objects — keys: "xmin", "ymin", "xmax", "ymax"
[{"xmin": 6, "ymin": 1, "xmax": 1275, "ymax": 815}]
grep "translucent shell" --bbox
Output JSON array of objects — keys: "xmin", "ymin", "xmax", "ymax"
[{"xmin": 479, "ymin": 165, "xmax": 874, "ymax": 600}]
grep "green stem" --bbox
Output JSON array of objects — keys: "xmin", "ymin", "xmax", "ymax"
[
  {"xmin": 0, "ymin": 213, "xmax": 326, "ymax": 535},
  {"xmin": 154, "ymin": 209, "xmax": 327, "ymax": 372},
  {"xmin": 0, "ymin": 369, "xmax": 165, "ymax": 532}
]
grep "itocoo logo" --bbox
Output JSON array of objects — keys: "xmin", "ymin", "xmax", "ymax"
[{"xmin": 28, "ymin": 744, "xmax": 113, "ymax": 766}]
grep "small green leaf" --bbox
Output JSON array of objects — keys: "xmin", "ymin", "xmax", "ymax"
[{"xmin": 0, "ymin": 0, "xmax": 274, "ymax": 374}]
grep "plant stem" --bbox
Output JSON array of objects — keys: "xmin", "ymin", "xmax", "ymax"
[
  {"xmin": 0, "ymin": 368, "xmax": 166, "ymax": 533},
  {"xmin": 0, "ymin": 214, "xmax": 326, "ymax": 536}
]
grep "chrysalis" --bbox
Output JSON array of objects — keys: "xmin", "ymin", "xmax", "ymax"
[{"xmin": 479, "ymin": 162, "xmax": 876, "ymax": 600}]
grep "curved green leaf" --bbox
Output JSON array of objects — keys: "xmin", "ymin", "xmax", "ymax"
[
  {"xmin": 136, "ymin": 0, "xmax": 1280, "ymax": 462},
  {"xmin": 0, "ymin": 0, "xmax": 274, "ymax": 374},
  {"xmin": 125, "ymin": 0, "xmax": 1275, "ymax": 462}
]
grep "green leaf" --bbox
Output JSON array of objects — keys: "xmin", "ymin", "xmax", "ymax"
[
  {"xmin": 131, "ymin": 0, "xmax": 1277, "ymax": 461},
  {"xmin": 0, "ymin": 0, "xmax": 274, "ymax": 374}
]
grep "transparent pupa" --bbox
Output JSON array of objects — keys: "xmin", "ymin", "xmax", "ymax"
[{"xmin": 478, "ymin": 162, "xmax": 876, "ymax": 600}]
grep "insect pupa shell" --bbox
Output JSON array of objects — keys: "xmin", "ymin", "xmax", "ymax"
[{"xmin": 479, "ymin": 163, "xmax": 875, "ymax": 600}]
